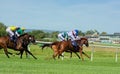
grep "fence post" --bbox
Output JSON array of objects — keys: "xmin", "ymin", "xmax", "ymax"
[
  {"xmin": 27, "ymin": 44, "xmax": 30, "ymax": 58},
  {"xmin": 91, "ymin": 46, "xmax": 94, "ymax": 61},
  {"xmin": 115, "ymin": 48, "xmax": 118, "ymax": 62}
]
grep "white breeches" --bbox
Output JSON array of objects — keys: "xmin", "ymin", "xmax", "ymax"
[
  {"xmin": 6, "ymin": 27, "xmax": 14, "ymax": 37},
  {"xmin": 58, "ymin": 34, "xmax": 64, "ymax": 41}
]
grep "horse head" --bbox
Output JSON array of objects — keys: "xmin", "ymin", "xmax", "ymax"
[
  {"xmin": 76, "ymin": 37, "xmax": 89, "ymax": 47},
  {"xmin": 81, "ymin": 37, "xmax": 89, "ymax": 47},
  {"xmin": 28, "ymin": 35, "xmax": 36, "ymax": 43},
  {"xmin": 18, "ymin": 33, "xmax": 36, "ymax": 45}
]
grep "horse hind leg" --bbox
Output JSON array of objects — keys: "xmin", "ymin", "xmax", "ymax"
[
  {"xmin": 79, "ymin": 48, "xmax": 84, "ymax": 61},
  {"xmin": 8, "ymin": 51, "xmax": 13, "ymax": 55},
  {"xmin": 53, "ymin": 51, "xmax": 59, "ymax": 60},
  {"xmin": 70, "ymin": 52, "xmax": 72, "ymax": 58},
  {"xmin": 20, "ymin": 50, "xmax": 24, "ymax": 59},
  {"xmin": 53, "ymin": 53, "xmax": 57, "ymax": 60},
  {"xmin": 61, "ymin": 52, "xmax": 64, "ymax": 60},
  {"xmin": 58, "ymin": 53, "xmax": 64, "ymax": 60},
  {"xmin": 3, "ymin": 47, "xmax": 10, "ymax": 58}
]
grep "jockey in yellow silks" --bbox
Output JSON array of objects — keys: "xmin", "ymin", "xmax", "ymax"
[{"xmin": 6, "ymin": 26, "xmax": 18, "ymax": 41}]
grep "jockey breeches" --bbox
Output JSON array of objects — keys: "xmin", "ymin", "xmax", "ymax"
[{"xmin": 6, "ymin": 28, "xmax": 15, "ymax": 37}]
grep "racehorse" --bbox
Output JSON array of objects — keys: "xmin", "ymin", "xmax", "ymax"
[
  {"xmin": 0, "ymin": 33, "xmax": 37, "ymax": 59},
  {"xmin": 42, "ymin": 37, "xmax": 90, "ymax": 61},
  {"xmin": 60, "ymin": 37, "xmax": 90, "ymax": 59}
]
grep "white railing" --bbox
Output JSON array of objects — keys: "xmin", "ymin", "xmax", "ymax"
[
  {"xmin": 36, "ymin": 41, "xmax": 52, "ymax": 44},
  {"xmin": 90, "ymin": 45, "xmax": 120, "ymax": 62}
]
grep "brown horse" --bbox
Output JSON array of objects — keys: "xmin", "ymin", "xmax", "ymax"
[
  {"xmin": 0, "ymin": 33, "xmax": 37, "ymax": 59},
  {"xmin": 60, "ymin": 37, "xmax": 90, "ymax": 59},
  {"xmin": 42, "ymin": 37, "xmax": 90, "ymax": 60}
]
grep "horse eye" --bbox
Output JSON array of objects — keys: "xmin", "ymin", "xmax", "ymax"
[{"xmin": 29, "ymin": 37, "xmax": 32, "ymax": 40}]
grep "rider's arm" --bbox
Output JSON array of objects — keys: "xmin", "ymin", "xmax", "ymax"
[{"xmin": 15, "ymin": 31, "xmax": 20, "ymax": 37}]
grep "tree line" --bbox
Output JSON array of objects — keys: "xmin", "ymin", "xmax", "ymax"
[{"xmin": 0, "ymin": 22, "xmax": 107, "ymax": 41}]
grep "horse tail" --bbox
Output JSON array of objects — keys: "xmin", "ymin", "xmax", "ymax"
[{"xmin": 41, "ymin": 44, "xmax": 51, "ymax": 50}]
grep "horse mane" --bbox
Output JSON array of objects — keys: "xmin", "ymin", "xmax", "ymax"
[
  {"xmin": 80, "ymin": 37, "xmax": 88, "ymax": 40},
  {"xmin": 18, "ymin": 33, "xmax": 29, "ymax": 38}
]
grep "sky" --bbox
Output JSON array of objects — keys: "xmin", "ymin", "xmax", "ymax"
[{"xmin": 0, "ymin": 0, "xmax": 120, "ymax": 34}]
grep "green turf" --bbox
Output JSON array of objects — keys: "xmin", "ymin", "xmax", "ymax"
[{"xmin": 0, "ymin": 45, "xmax": 120, "ymax": 74}]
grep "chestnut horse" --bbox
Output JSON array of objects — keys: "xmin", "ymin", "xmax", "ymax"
[
  {"xmin": 42, "ymin": 37, "xmax": 90, "ymax": 61},
  {"xmin": 59, "ymin": 37, "xmax": 90, "ymax": 59},
  {"xmin": 0, "ymin": 33, "xmax": 37, "ymax": 59}
]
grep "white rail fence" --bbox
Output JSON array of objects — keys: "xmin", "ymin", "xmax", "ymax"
[
  {"xmin": 36, "ymin": 41, "xmax": 52, "ymax": 44},
  {"xmin": 90, "ymin": 45, "xmax": 120, "ymax": 62}
]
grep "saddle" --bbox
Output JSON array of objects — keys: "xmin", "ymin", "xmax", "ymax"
[
  {"xmin": 9, "ymin": 35, "xmax": 17, "ymax": 49},
  {"xmin": 9, "ymin": 35, "xmax": 17, "ymax": 42},
  {"xmin": 71, "ymin": 41, "xmax": 79, "ymax": 50},
  {"xmin": 71, "ymin": 41, "xmax": 77, "ymax": 46}
]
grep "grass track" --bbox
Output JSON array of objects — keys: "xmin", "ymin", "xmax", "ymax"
[{"xmin": 0, "ymin": 45, "xmax": 120, "ymax": 74}]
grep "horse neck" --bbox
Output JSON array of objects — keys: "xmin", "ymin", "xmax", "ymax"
[
  {"xmin": 77, "ymin": 39, "xmax": 85, "ymax": 46},
  {"xmin": 80, "ymin": 40, "xmax": 85, "ymax": 46},
  {"xmin": 17, "ymin": 35, "xmax": 30, "ymax": 46},
  {"xmin": 19, "ymin": 34, "xmax": 30, "ymax": 40}
]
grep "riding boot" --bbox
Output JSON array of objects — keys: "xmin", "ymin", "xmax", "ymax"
[
  {"xmin": 74, "ymin": 46, "xmax": 78, "ymax": 50},
  {"xmin": 72, "ymin": 41, "xmax": 78, "ymax": 50},
  {"xmin": 10, "ymin": 37, "xmax": 14, "ymax": 41},
  {"xmin": 13, "ymin": 36, "xmax": 17, "ymax": 49}
]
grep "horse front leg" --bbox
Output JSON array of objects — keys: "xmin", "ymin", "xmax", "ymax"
[
  {"xmin": 20, "ymin": 50, "xmax": 24, "ymax": 59},
  {"xmin": 26, "ymin": 45, "xmax": 31, "ymax": 58},
  {"xmin": 70, "ymin": 52, "xmax": 72, "ymax": 58},
  {"xmin": 82, "ymin": 51, "xmax": 91, "ymax": 59},
  {"xmin": 79, "ymin": 47, "xmax": 84, "ymax": 61},
  {"xmin": 74, "ymin": 52, "xmax": 81, "ymax": 59},
  {"xmin": 25, "ymin": 49, "xmax": 37, "ymax": 59}
]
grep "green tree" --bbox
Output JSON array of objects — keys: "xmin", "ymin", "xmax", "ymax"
[
  {"xmin": 0, "ymin": 22, "xmax": 7, "ymax": 36},
  {"xmin": 100, "ymin": 32, "xmax": 107, "ymax": 35},
  {"xmin": 50, "ymin": 31, "xmax": 59, "ymax": 41},
  {"xmin": 78, "ymin": 30, "xmax": 85, "ymax": 36},
  {"xmin": 85, "ymin": 30, "xmax": 94, "ymax": 35},
  {"xmin": 85, "ymin": 29, "xmax": 99, "ymax": 35},
  {"xmin": 28, "ymin": 30, "xmax": 45, "ymax": 40}
]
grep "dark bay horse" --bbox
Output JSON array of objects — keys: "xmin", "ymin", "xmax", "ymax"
[
  {"xmin": 0, "ymin": 33, "xmax": 37, "ymax": 59},
  {"xmin": 42, "ymin": 37, "xmax": 90, "ymax": 60}
]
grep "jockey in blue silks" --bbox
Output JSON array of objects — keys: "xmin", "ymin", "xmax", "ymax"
[{"xmin": 68, "ymin": 29, "xmax": 79, "ymax": 50}]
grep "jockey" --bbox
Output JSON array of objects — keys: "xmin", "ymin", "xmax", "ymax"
[
  {"xmin": 15, "ymin": 27, "xmax": 26, "ymax": 37},
  {"xmin": 68, "ymin": 29, "xmax": 79, "ymax": 50},
  {"xmin": 58, "ymin": 32, "xmax": 68, "ymax": 41},
  {"xmin": 6, "ymin": 26, "xmax": 18, "ymax": 41},
  {"xmin": 68, "ymin": 29, "xmax": 79, "ymax": 41}
]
